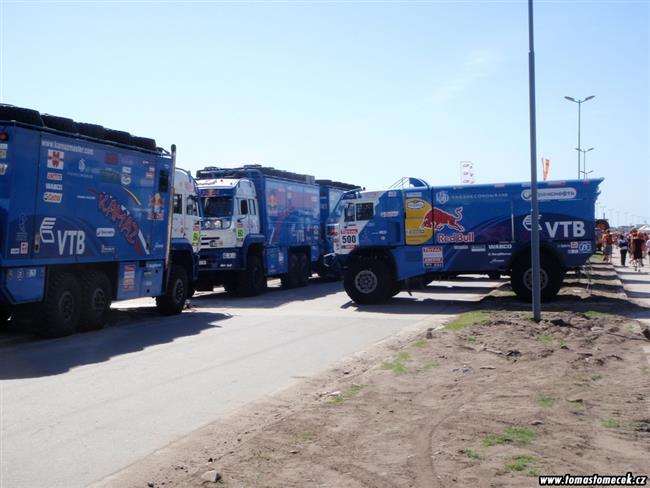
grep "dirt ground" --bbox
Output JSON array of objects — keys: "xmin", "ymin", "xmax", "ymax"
[{"xmin": 98, "ymin": 264, "xmax": 650, "ymax": 488}]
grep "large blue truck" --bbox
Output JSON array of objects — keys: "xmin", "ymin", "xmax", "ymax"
[
  {"xmin": 195, "ymin": 166, "xmax": 358, "ymax": 295},
  {"xmin": 0, "ymin": 105, "xmax": 197, "ymax": 337},
  {"xmin": 329, "ymin": 178, "xmax": 602, "ymax": 304}
]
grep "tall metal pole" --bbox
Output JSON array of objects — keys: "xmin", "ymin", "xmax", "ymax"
[
  {"xmin": 577, "ymin": 101, "xmax": 581, "ymax": 178},
  {"xmin": 528, "ymin": 0, "xmax": 541, "ymax": 322}
]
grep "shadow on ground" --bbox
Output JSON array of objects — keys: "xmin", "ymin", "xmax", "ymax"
[{"xmin": 0, "ymin": 311, "xmax": 231, "ymax": 380}]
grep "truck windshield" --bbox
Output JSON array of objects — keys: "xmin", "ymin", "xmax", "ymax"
[{"xmin": 203, "ymin": 196, "xmax": 233, "ymax": 218}]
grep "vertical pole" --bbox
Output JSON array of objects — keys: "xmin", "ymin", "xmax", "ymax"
[
  {"xmin": 528, "ymin": 0, "xmax": 541, "ymax": 322},
  {"xmin": 577, "ymin": 101, "xmax": 581, "ymax": 178}
]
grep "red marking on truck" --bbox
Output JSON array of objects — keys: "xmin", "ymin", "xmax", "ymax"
[{"xmin": 96, "ymin": 191, "xmax": 147, "ymax": 254}]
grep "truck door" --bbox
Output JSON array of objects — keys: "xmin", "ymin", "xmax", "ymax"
[{"xmin": 404, "ymin": 193, "xmax": 434, "ymax": 246}]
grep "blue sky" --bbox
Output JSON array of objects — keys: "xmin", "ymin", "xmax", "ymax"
[{"xmin": 1, "ymin": 0, "xmax": 648, "ymax": 225}]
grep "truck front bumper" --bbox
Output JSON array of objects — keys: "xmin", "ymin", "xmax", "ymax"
[{"xmin": 199, "ymin": 248, "xmax": 243, "ymax": 271}]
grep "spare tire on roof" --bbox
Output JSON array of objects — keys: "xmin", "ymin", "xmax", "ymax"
[
  {"xmin": 0, "ymin": 104, "xmax": 44, "ymax": 127},
  {"xmin": 104, "ymin": 129, "xmax": 133, "ymax": 146},
  {"xmin": 77, "ymin": 122, "xmax": 106, "ymax": 140},
  {"xmin": 42, "ymin": 114, "xmax": 78, "ymax": 134},
  {"xmin": 132, "ymin": 136, "xmax": 157, "ymax": 152}
]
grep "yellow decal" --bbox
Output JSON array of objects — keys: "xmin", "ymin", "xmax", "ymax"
[{"xmin": 404, "ymin": 198, "xmax": 433, "ymax": 245}]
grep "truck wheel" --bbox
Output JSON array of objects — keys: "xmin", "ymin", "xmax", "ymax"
[
  {"xmin": 0, "ymin": 104, "xmax": 44, "ymax": 126},
  {"xmin": 510, "ymin": 254, "xmax": 564, "ymax": 303},
  {"xmin": 78, "ymin": 270, "xmax": 112, "ymax": 331},
  {"xmin": 298, "ymin": 253, "xmax": 310, "ymax": 287},
  {"xmin": 344, "ymin": 257, "xmax": 392, "ymax": 304},
  {"xmin": 40, "ymin": 272, "xmax": 82, "ymax": 338},
  {"xmin": 237, "ymin": 255, "xmax": 266, "ymax": 296},
  {"xmin": 281, "ymin": 253, "xmax": 300, "ymax": 289},
  {"xmin": 156, "ymin": 265, "xmax": 188, "ymax": 316}
]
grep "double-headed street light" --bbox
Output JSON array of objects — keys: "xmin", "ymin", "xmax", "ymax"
[{"xmin": 565, "ymin": 95, "xmax": 595, "ymax": 178}]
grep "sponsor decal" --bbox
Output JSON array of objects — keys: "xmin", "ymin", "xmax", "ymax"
[
  {"xmin": 488, "ymin": 243, "xmax": 513, "ymax": 250},
  {"xmin": 0, "ymin": 143, "xmax": 7, "ymax": 149},
  {"xmin": 340, "ymin": 228, "xmax": 358, "ymax": 249},
  {"xmin": 96, "ymin": 227, "xmax": 116, "ymax": 238},
  {"xmin": 522, "ymin": 215, "xmax": 586, "ymax": 238},
  {"xmin": 435, "ymin": 191, "xmax": 449, "ymax": 204},
  {"xmin": 121, "ymin": 166, "xmax": 132, "ymax": 186},
  {"xmin": 79, "ymin": 159, "xmax": 86, "ymax": 172},
  {"xmin": 39, "ymin": 217, "xmax": 86, "ymax": 255},
  {"xmin": 423, "ymin": 246, "xmax": 443, "ymax": 267},
  {"xmin": 471, "ymin": 245, "xmax": 486, "ymax": 252},
  {"xmin": 453, "ymin": 245, "xmax": 469, "ymax": 250},
  {"xmin": 46, "ymin": 149, "xmax": 64, "ymax": 170},
  {"xmin": 236, "ymin": 223, "xmax": 244, "ymax": 241},
  {"xmin": 578, "ymin": 242, "xmax": 592, "ymax": 253},
  {"xmin": 521, "ymin": 187, "xmax": 577, "ymax": 201},
  {"xmin": 0, "ymin": 150, "xmax": 7, "ymax": 159},
  {"xmin": 16, "ymin": 213, "xmax": 28, "ymax": 241},
  {"xmin": 405, "ymin": 192, "xmax": 422, "ymax": 198},
  {"xmin": 431, "ymin": 207, "xmax": 464, "ymax": 232},
  {"xmin": 95, "ymin": 191, "xmax": 149, "ymax": 254},
  {"xmin": 105, "ymin": 153, "xmax": 119, "ymax": 165},
  {"xmin": 380, "ymin": 211, "xmax": 399, "ymax": 218},
  {"xmin": 147, "ymin": 193, "xmax": 165, "ymax": 221},
  {"xmin": 407, "ymin": 200, "xmax": 425, "ymax": 210},
  {"xmin": 42, "ymin": 140, "xmax": 93, "ymax": 155},
  {"xmin": 47, "ymin": 172, "xmax": 63, "ymax": 181},
  {"xmin": 0, "ymin": 163, "xmax": 7, "ymax": 175},
  {"xmin": 43, "ymin": 192, "xmax": 63, "ymax": 204},
  {"xmin": 437, "ymin": 232, "xmax": 475, "ymax": 244},
  {"xmin": 101, "ymin": 245, "xmax": 115, "ymax": 254},
  {"xmin": 9, "ymin": 248, "xmax": 19, "ymax": 255},
  {"xmin": 405, "ymin": 198, "xmax": 433, "ymax": 245},
  {"xmin": 488, "ymin": 252, "xmax": 511, "ymax": 257},
  {"xmin": 489, "ymin": 258, "xmax": 505, "ymax": 264},
  {"xmin": 123, "ymin": 265, "xmax": 136, "ymax": 290},
  {"xmin": 45, "ymin": 183, "xmax": 63, "ymax": 191},
  {"xmin": 77, "ymin": 195, "xmax": 96, "ymax": 200},
  {"xmin": 387, "ymin": 191, "xmax": 397, "ymax": 197},
  {"xmin": 100, "ymin": 169, "xmax": 121, "ymax": 184},
  {"xmin": 20, "ymin": 242, "xmax": 28, "ymax": 254}
]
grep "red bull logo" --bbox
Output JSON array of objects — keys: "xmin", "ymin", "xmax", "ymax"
[{"xmin": 420, "ymin": 207, "xmax": 465, "ymax": 232}]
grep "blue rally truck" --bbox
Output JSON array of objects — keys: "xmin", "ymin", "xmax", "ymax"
[
  {"xmin": 329, "ymin": 179, "xmax": 602, "ymax": 304},
  {"xmin": 196, "ymin": 165, "xmax": 322, "ymax": 295},
  {"xmin": 0, "ymin": 105, "xmax": 198, "ymax": 337}
]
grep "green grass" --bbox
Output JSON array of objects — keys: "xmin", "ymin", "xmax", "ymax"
[
  {"xmin": 325, "ymin": 385, "xmax": 363, "ymax": 405},
  {"xmin": 539, "ymin": 334, "xmax": 554, "ymax": 344},
  {"xmin": 506, "ymin": 454, "xmax": 537, "ymax": 472},
  {"xmin": 590, "ymin": 374, "xmax": 603, "ymax": 381},
  {"xmin": 601, "ymin": 418, "xmax": 621, "ymax": 429},
  {"xmin": 414, "ymin": 339, "xmax": 428, "ymax": 348},
  {"xmin": 444, "ymin": 311, "xmax": 490, "ymax": 331},
  {"xmin": 397, "ymin": 351, "xmax": 410, "ymax": 360},
  {"xmin": 466, "ymin": 335, "xmax": 477, "ymax": 343},
  {"xmin": 482, "ymin": 428, "xmax": 536, "ymax": 447},
  {"xmin": 584, "ymin": 310, "xmax": 616, "ymax": 319},
  {"xmin": 421, "ymin": 361, "xmax": 440, "ymax": 370},
  {"xmin": 462, "ymin": 448, "xmax": 480, "ymax": 459},
  {"xmin": 539, "ymin": 396, "xmax": 558, "ymax": 407},
  {"xmin": 381, "ymin": 360, "xmax": 408, "ymax": 374}
]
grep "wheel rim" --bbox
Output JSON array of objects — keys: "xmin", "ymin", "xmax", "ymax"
[
  {"xmin": 91, "ymin": 288, "xmax": 106, "ymax": 315},
  {"xmin": 59, "ymin": 291, "xmax": 75, "ymax": 323},
  {"xmin": 174, "ymin": 279, "xmax": 185, "ymax": 303},
  {"xmin": 523, "ymin": 267, "xmax": 548, "ymax": 291},
  {"xmin": 355, "ymin": 269, "xmax": 378, "ymax": 294}
]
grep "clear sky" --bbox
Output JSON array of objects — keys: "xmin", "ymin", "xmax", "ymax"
[{"xmin": 1, "ymin": 0, "xmax": 648, "ymax": 226}]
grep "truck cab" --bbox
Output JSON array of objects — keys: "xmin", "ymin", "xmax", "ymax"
[
  {"xmin": 198, "ymin": 177, "xmax": 260, "ymax": 252},
  {"xmin": 172, "ymin": 168, "xmax": 201, "ymax": 254}
]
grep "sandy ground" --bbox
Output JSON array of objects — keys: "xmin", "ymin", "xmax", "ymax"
[{"xmin": 96, "ymin": 264, "xmax": 650, "ymax": 488}]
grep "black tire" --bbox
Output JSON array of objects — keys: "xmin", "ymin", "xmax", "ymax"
[
  {"xmin": 298, "ymin": 253, "xmax": 310, "ymax": 287},
  {"xmin": 132, "ymin": 136, "xmax": 157, "ymax": 152},
  {"xmin": 78, "ymin": 270, "xmax": 112, "ymax": 331},
  {"xmin": 156, "ymin": 265, "xmax": 189, "ymax": 315},
  {"xmin": 77, "ymin": 122, "xmax": 106, "ymax": 139},
  {"xmin": 42, "ymin": 114, "xmax": 77, "ymax": 134},
  {"xmin": 236, "ymin": 255, "xmax": 266, "ymax": 296},
  {"xmin": 105, "ymin": 129, "xmax": 134, "ymax": 146},
  {"xmin": 510, "ymin": 254, "xmax": 564, "ymax": 303},
  {"xmin": 343, "ymin": 257, "xmax": 393, "ymax": 304},
  {"xmin": 0, "ymin": 104, "xmax": 44, "ymax": 126},
  {"xmin": 40, "ymin": 272, "xmax": 82, "ymax": 338},
  {"xmin": 281, "ymin": 253, "xmax": 300, "ymax": 289}
]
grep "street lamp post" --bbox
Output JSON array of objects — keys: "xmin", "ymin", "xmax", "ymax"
[{"xmin": 565, "ymin": 95, "xmax": 595, "ymax": 178}]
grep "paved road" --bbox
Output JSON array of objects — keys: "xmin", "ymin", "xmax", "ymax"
[{"xmin": 0, "ymin": 276, "xmax": 503, "ymax": 488}]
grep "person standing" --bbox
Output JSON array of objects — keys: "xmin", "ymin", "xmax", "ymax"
[
  {"xmin": 602, "ymin": 230, "xmax": 613, "ymax": 263},
  {"xmin": 618, "ymin": 234, "xmax": 629, "ymax": 266},
  {"xmin": 631, "ymin": 231, "xmax": 646, "ymax": 271}
]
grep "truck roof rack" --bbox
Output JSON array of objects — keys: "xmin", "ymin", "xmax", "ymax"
[
  {"xmin": 0, "ymin": 103, "xmax": 160, "ymax": 154},
  {"xmin": 197, "ymin": 165, "xmax": 316, "ymax": 185}
]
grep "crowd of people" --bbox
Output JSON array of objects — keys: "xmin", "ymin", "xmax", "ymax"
[{"xmin": 601, "ymin": 228, "xmax": 649, "ymax": 271}]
